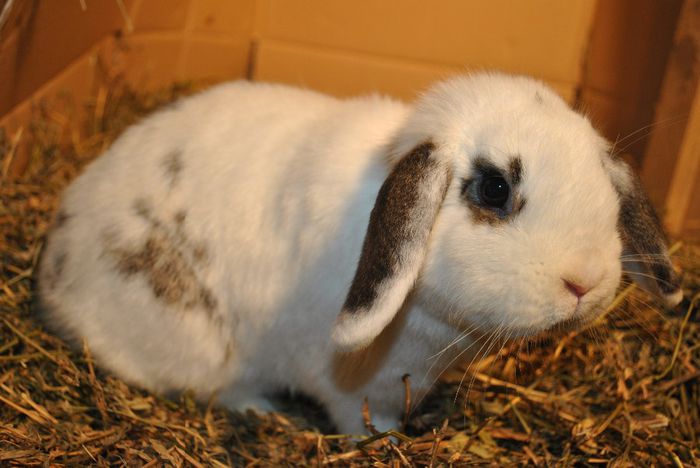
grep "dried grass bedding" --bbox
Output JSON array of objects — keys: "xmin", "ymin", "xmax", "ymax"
[{"xmin": 0, "ymin": 82, "xmax": 698, "ymax": 466}]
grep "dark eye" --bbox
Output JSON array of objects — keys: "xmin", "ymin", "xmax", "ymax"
[{"xmin": 480, "ymin": 176, "xmax": 510, "ymax": 208}]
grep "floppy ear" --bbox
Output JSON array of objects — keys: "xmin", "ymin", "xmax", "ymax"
[
  {"xmin": 332, "ymin": 142, "xmax": 451, "ymax": 351},
  {"xmin": 604, "ymin": 157, "xmax": 683, "ymax": 307}
]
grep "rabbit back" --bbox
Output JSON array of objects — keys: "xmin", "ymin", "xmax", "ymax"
[{"xmin": 38, "ymin": 81, "xmax": 410, "ymax": 396}]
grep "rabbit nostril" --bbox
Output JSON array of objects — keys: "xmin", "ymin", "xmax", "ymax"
[{"xmin": 563, "ymin": 279, "xmax": 590, "ymax": 298}]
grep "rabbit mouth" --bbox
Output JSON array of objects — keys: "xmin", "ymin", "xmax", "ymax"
[
  {"xmin": 543, "ymin": 314, "xmax": 589, "ymax": 335},
  {"xmin": 542, "ymin": 297, "xmax": 611, "ymax": 335}
]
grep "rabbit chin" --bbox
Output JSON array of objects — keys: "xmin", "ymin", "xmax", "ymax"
[
  {"xmin": 499, "ymin": 292, "xmax": 618, "ymax": 338},
  {"xmin": 418, "ymin": 272, "xmax": 620, "ymax": 339}
]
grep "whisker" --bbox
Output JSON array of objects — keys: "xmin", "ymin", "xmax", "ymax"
[
  {"xmin": 620, "ymin": 257, "xmax": 684, "ymax": 266},
  {"xmin": 428, "ymin": 321, "xmax": 481, "ymax": 360},
  {"xmin": 625, "ymin": 295, "xmax": 670, "ymax": 323},
  {"xmin": 461, "ymin": 322, "xmax": 507, "ymax": 406},
  {"xmin": 620, "ymin": 269, "xmax": 679, "ymax": 289},
  {"xmin": 620, "ymin": 253, "xmax": 687, "ymax": 260},
  {"xmin": 612, "ymin": 113, "xmax": 688, "ymax": 149},
  {"xmin": 413, "ymin": 323, "xmax": 487, "ymax": 410},
  {"xmin": 455, "ymin": 323, "xmax": 503, "ymax": 405},
  {"xmin": 612, "ymin": 113, "xmax": 689, "ymax": 155}
]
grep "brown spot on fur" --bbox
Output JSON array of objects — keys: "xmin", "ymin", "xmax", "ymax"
[
  {"xmin": 465, "ymin": 194, "xmax": 527, "ymax": 226},
  {"xmin": 342, "ymin": 141, "xmax": 448, "ymax": 312},
  {"xmin": 133, "ymin": 198, "xmax": 152, "ymax": 219},
  {"xmin": 535, "ymin": 91, "xmax": 544, "ymax": 104},
  {"xmin": 163, "ymin": 150, "xmax": 184, "ymax": 188},
  {"xmin": 465, "ymin": 200, "xmax": 506, "ymax": 225},
  {"xmin": 192, "ymin": 243, "xmax": 209, "ymax": 264},
  {"xmin": 174, "ymin": 210, "xmax": 186, "ymax": 225},
  {"xmin": 112, "ymin": 231, "xmax": 218, "ymax": 313},
  {"xmin": 106, "ymin": 205, "xmax": 217, "ymax": 315},
  {"xmin": 223, "ymin": 340, "xmax": 234, "ymax": 364},
  {"xmin": 509, "ymin": 157, "xmax": 523, "ymax": 186},
  {"xmin": 171, "ymin": 210, "xmax": 208, "ymax": 264}
]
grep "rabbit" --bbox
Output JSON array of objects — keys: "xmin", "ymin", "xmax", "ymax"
[{"xmin": 37, "ymin": 72, "xmax": 683, "ymax": 435}]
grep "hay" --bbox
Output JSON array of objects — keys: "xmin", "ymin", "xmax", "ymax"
[{"xmin": 1, "ymin": 82, "xmax": 698, "ymax": 466}]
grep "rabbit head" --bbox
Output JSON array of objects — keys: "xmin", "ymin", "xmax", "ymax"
[{"xmin": 333, "ymin": 72, "xmax": 682, "ymax": 350}]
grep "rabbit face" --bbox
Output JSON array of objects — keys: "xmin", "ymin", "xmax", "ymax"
[
  {"xmin": 421, "ymin": 102, "xmax": 623, "ymax": 336},
  {"xmin": 333, "ymin": 73, "xmax": 681, "ymax": 350}
]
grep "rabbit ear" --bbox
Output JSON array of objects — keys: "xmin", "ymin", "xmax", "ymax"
[
  {"xmin": 332, "ymin": 142, "xmax": 451, "ymax": 351},
  {"xmin": 605, "ymin": 157, "xmax": 683, "ymax": 307}
]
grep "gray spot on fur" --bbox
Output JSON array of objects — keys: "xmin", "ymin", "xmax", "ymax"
[
  {"xmin": 535, "ymin": 92, "xmax": 544, "ymax": 104},
  {"xmin": 40, "ymin": 210, "xmax": 71, "ymax": 292},
  {"xmin": 41, "ymin": 249, "xmax": 67, "ymax": 291},
  {"xmin": 342, "ymin": 141, "xmax": 448, "ymax": 313},
  {"xmin": 53, "ymin": 251, "xmax": 67, "ymax": 278},
  {"xmin": 604, "ymin": 156, "xmax": 681, "ymax": 296},
  {"xmin": 54, "ymin": 210, "xmax": 70, "ymax": 228},
  {"xmin": 616, "ymin": 180, "xmax": 680, "ymax": 295},
  {"xmin": 162, "ymin": 150, "xmax": 184, "ymax": 188}
]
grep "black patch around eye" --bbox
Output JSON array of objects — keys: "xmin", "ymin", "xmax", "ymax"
[
  {"xmin": 461, "ymin": 156, "xmax": 525, "ymax": 224},
  {"xmin": 480, "ymin": 176, "xmax": 510, "ymax": 208}
]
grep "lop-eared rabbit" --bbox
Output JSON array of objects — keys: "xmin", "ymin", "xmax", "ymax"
[{"xmin": 39, "ymin": 73, "xmax": 682, "ymax": 434}]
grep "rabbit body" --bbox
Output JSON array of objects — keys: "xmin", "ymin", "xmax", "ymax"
[
  {"xmin": 39, "ymin": 82, "xmax": 462, "ymax": 433},
  {"xmin": 38, "ymin": 75, "xmax": 682, "ymax": 434}
]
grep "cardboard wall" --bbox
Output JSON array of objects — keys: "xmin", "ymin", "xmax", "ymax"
[
  {"xmin": 580, "ymin": 0, "xmax": 683, "ymax": 163},
  {"xmin": 641, "ymin": 0, "xmax": 700, "ymax": 238},
  {"xmin": 0, "ymin": 0, "xmax": 696, "ymax": 235},
  {"xmin": 252, "ymin": 0, "xmax": 597, "ymax": 102},
  {"xmin": 0, "ymin": 0, "xmax": 255, "ymax": 176}
]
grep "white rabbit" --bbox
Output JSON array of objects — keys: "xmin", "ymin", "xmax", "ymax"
[{"xmin": 38, "ymin": 72, "xmax": 682, "ymax": 434}]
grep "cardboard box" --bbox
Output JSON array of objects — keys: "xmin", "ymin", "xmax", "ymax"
[{"xmin": 0, "ymin": 0, "xmax": 696, "ymax": 235}]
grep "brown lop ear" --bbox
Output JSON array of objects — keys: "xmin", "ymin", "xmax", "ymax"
[
  {"xmin": 332, "ymin": 142, "xmax": 451, "ymax": 351},
  {"xmin": 606, "ymin": 157, "xmax": 683, "ymax": 307}
]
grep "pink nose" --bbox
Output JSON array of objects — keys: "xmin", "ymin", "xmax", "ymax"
[{"xmin": 563, "ymin": 279, "xmax": 590, "ymax": 298}]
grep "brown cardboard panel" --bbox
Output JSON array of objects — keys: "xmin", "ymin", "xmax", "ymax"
[
  {"xmin": 255, "ymin": 0, "xmax": 596, "ymax": 83},
  {"xmin": 579, "ymin": 89, "xmax": 625, "ymax": 144},
  {"xmin": 584, "ymin": 0, "xmax": 681, "ymax": 97},
  {"xmin": 663, "ymin": 87, "xmax": 700, "ymax": 236},
  {"xmin": 253, "ymin": 40, "xmax": 576, "ymax": 103},
  {"xmin": 682, "ymin": 184, "xmax": 700, "ymax": 240},
  {"xmin": 582, "ymin": 0, "xmax": 682, "ymax": 162},
  {"xmin": 1, "ymin": 29, "xmax": 254, "ymax": 179},
  {"xmin": 187, "ymin": 0, "xmax": 256, "ymax": 39},
  {"xmin": 686, "ymin": 178, "xmax": 700, "ymax": 238},
  {"xmin": 0, "ymin": 29, "xmax": 19, "ymax": 116},
  {"xmin": 120, "ymin": 34, "xmax": 185, "ymax": 91},
  {"xmin": 579, "ymin": 88, "xmax": 660, "ymax": 158},
  {"xmin": 130, "ymin": 0, "xmax": 191, "ymax": 31},
  {"xmin": 11, "ymin": 1, "xmax": 130, "ymax": 110},
  {"xmin": 181, "ymin": 39, "xmax": 250, "ymax": 82},
  {"xmin": 0, "ymin": 44, "xmax": 100, "ymax": 177},
  {"xmin": 641, "ymin": 0, "xmax": 700, "ymax": 214},
  {"xmin": 0, "ymin": 0, "xmax": 33, "ymax": 43}
]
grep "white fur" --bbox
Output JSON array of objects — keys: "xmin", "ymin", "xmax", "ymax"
[{"xmin": 39, "ymin": 73, "xmax": 644, "ymax": 434}]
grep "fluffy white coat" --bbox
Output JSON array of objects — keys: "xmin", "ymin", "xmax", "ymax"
[{"xmin": 38, "ymin": 73, "xmax": 681, "ymax": 434}]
